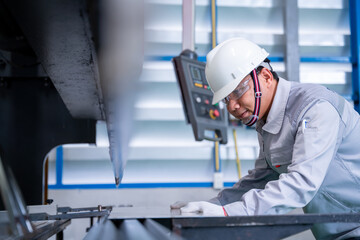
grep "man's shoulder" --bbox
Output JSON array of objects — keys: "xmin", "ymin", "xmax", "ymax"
[
  {"xmin": 288, "ymin": 82, "xmax": 332, "ymax": 102},
  {"xmin": 285, "ymin": 83, "xmax": 337, "ymax": 125}
]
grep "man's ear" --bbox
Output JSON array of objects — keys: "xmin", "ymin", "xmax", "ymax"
[{"xmin": 260, "ymin": 68, "xmax": 273, "ymax": 88}]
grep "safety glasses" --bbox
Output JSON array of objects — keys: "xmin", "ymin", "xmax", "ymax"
[{"xmin": 222, "ymin": 77, "xmax": 251, "ymax": 105}]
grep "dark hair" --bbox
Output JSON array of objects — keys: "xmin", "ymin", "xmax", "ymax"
[{"xmin": 256, "ymin": 58, "xmax": 279, "ymax": 81}]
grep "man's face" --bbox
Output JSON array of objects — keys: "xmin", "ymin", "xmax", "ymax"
[
  {"xmin": 223, "ymin": 68, "xmax": 276, "ymax": 123},
  {"xmin": 225, "ymin": 75, "xmax": 255, "ymax": 122}
]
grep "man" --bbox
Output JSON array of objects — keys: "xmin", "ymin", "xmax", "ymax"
[{"xmin": 171, "ymin": 38, "xmax": 360, "ymax": 239}]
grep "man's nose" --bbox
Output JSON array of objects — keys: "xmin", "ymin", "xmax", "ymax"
[{"xmin": 227, "ymin": 99, "xmax": 240, "ymax": 112}]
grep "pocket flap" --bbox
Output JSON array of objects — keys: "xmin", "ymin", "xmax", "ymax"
[{"xmin": 269, "ymin": 147, "xmax": 293, "ymax": 166}]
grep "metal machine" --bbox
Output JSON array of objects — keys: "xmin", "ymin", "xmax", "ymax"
[
  {"xmin": 0, "ymin": 0, "xmax": 143, "ymax": 209},
  {"xmin": 172, "ymin": 50, "xmax": 228, "ymax": 144},
  {"xmin": 0, "ymin": 0, "xmax": 143, "ymax": 237}
]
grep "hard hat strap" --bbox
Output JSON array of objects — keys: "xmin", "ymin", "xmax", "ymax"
[{"xmin": 245, "ymin": 69, "xmax": 261, "ymax": 126}]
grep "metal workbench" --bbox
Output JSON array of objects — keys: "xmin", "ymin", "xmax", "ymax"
[{"xmin": 82, "ymin": 206, "xmax": 360, "ymax": 240}]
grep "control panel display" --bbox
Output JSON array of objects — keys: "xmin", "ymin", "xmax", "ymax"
[
  {"xmin": 190, "ymin": 66, "xmax": 201, "ymax": 81},
  {"xmin": 189, "ymin": 65, "xmax": 211, "ymax": 90},
  {"xmin": 172, "ymin": 50, "xmax": 228, "ymax": 144}
]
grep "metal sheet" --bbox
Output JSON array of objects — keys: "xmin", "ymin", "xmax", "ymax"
[
  {"xmin": 109, "ymin": 206, "xmax": 185, "ymax": 219},
  {"xmin": 109, "ymin": 207, "xmax": 360, "ymax": 240},
  {"xmin": 30, "ymin": 219, "xmax": 70, "ymax": 240}
]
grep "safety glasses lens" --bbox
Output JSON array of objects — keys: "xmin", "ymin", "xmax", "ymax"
[{"xmin": 222, "ymin": 78, "xmax": 250, "ymax": 104}]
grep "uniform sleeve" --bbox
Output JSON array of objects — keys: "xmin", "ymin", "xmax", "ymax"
[
  {"xmin": 223, "ymin": 100, "xmax": 341, "ymax": 215},
  {"xmin": 209, "ymin": 131, "xmax": 280, "ymax": 206}
]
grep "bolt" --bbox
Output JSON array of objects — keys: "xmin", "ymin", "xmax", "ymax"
[{"xmin": 44, "ymin": 78, "xmax": 50, "ymax": 87}]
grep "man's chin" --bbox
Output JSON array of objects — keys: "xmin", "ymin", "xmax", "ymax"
[
  {"xmin": 231, "ymin": 111, "xmax": 252, "ymax": 121},
  {"xmin": 239, "ymin": 111, "xmax": 251, "ymax": 120},
  {"xmin": 240, "ymin": 113, "xmax": 254, "ymax": 124}
]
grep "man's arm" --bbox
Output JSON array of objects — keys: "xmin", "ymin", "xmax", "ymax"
[
  {"xmin": 209, "ymin": 166, "xmax": 279, "ymax": 206},
  {"xmin": 172, "ymin": 127, "xmax": 279, "ymax": 215},
  {"xmin": 209, "ymin": 127, "xmax": 279, "ymax": 206},
  {"xmin": 224, "ymin": 100, "xmax": 341, "ymax": 216}
]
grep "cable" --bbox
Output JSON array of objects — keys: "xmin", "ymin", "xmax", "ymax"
[
  {"xmin": 232, "ymin": 129, "xmax": 242, "ymax": 179},
  {"xmin": 215, "ymin": 133, "xmax": 220, "ymax": 172},
  {"xmin": 211, "ymin": 0, "xmax": 217, "ymax": 49},
  {"xmin": 211, "ymin": 0, "xmax": 220, "ymax": 173},
  {"xmin": 211, "ymin": 0, "xmax": 242, "ymax": 180},
  {"xmin": 204, "ymin": 136, "xmax": 222, "ymax": 142}
]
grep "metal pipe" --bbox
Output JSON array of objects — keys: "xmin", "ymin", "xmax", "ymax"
[
  {"xmin": 283, "ymin": 0, "xmax": 300, "ymax": 82},
  {"xmin": 182, "ymin": 0, "xmax": 195, "ymax": 51}
]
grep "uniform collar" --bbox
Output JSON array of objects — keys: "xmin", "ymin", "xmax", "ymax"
[{"xmin": 261, "ymin": 78, "xmax": 291, "ymax": 134}]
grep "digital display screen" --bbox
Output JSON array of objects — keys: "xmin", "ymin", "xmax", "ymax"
[{"xmin": 190, "ymin": 66, "xmax": 202, "ymax": 81}]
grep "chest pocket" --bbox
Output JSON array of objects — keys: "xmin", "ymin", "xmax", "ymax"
[{"xmin": 267, "ymin": 147, "xmax": 293, "ymax": 174}]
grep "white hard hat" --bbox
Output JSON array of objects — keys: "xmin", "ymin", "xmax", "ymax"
[{"xmin": 205, "ymin": 38, "xmax": 269, "ymax": 104}]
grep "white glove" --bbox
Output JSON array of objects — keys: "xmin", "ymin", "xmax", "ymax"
[
  {"xmin": 170, "ymin": 201, "xmax": 188, "ymax": 209},
  {"xmin": 172, "ymin": 201, "xmax": 226, "ymax": 216}
]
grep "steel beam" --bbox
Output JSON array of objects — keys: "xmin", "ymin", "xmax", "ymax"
[
  {"xmin": 283, "ymin": 0, "xmax": 300, "ymax": 82},
  {"xmin": 2, "ymin": 0, "xmax": 105, "ymax": 119},
  {"xmin": 350, "ymin": 0, "xmax": 360, "ymax": 112}
]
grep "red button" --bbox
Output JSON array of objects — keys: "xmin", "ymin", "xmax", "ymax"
[
  {"xmin": 275, "ymin": 165, "xmax": 281, "ymax": 168},
  {"xmin": 205, "ymin": 99, "xmax": 209, "ymax": 105},
  {"xmin": 213, "ymin": 109, "xmax": 220, "ymax": 117}
]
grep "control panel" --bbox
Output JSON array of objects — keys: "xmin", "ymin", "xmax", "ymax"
[{"xmin": 172, "ymin": 50, "xmax": 227, "ymax": 144}]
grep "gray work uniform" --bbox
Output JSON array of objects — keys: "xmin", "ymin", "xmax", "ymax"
[{"xmin": 211, "ymin": 78, "xmax": 360, "ymax": 239}]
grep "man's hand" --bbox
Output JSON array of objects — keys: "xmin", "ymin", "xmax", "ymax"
[{"xmin": 171, "ymin": 201, "xmax": 227, "ymax": 216}]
